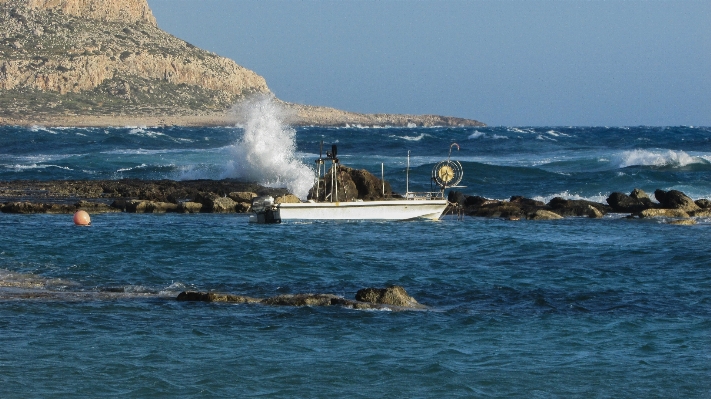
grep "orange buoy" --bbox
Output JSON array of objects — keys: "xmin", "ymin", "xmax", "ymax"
[{"xmin": 73, "ymin": 210, "xmax": 91, "ymax": 226}]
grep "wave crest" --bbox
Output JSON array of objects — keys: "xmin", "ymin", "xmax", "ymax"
[{"xmin": 615, "ymin": 149, "xmax": 703, "ymax": 168}]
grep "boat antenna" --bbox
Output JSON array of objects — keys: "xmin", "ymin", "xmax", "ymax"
[
  {"xmin": 326, "ymin": 144, "xmax": 339, "ymax": 202},
  {"xmin": 406, "ymin": 150, "xmax": 410, "ymax": 196},
  {"xmin": 381, "ymin": 162, "xmax": 385, "ymax": 197},
  {"xmin": 315, "ymin": 141, "xmax": 324, "ymax": 201}
]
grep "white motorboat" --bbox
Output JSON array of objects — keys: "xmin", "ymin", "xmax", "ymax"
[{"xmin": 249, "ymin": 143, "xmax": 463, "ymax": 223}]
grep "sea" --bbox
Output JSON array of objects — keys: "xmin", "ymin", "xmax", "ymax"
[{"xmin": 1, "ymin": 107, "xmax": 710, "ymax": 397}]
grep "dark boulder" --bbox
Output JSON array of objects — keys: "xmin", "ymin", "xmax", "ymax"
[
  {"xmin": 630, "ymin": 188, "xmax": 652, "ymax": 204},
  {"xmin": 261, "ymin": 294, "xmax": 351, "ymax": 307},
  {"xmin": 654, "ymin": 189, "xmax": 701, "ymax": 212},
  {"xmin": 309, "ymin": 165, "xmax": 392, "ymax": 201},
  {"xmin": 349, "ymin": 168, "xmax": 393, "ymax": 200},
  {"xmin": 606, "ymin": 192, "xmax": 651, "ymax": 213},
  {"xmin": 695, "ymin": 199, "xmax": 711, "ymax": 209},
  {"xmin": 448, "ymin": 190, "xmax": 466, "ymax": 206},
  {"xmin": 466, "ymin": 199, "xmax": 524, "ymax": 219},
  {"xmin": 463, "ymin": 195, "xmax": 489, "ymax": 207},
  {"xmin": 548, "ymin": 197, "xmax": 609, "ymax": 217},
  {"xmin": 510, "ymin": 196, "xmax": 546, "ymax": 207},
  {"xmin": 177, "ymin": 291, "xmax": 259, "ymax": 303}
]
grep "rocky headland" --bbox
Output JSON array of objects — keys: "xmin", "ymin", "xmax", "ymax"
[{"xmin": 0, "ymin": 0, "xmax": 484, "ymax": 127}]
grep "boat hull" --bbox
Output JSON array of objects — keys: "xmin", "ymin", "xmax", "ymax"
[{"xmin": 268, "ymin": 200, "xmax": 448, "ymax": 222}]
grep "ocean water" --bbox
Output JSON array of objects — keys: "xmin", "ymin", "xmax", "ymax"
[{"xmin": 1, "ymin": 121, "xmax": 710, "ymax": 397}]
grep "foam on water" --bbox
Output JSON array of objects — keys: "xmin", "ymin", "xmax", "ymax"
[
  {"xmin": 3, "ymin": 164, "xmax": 73, "ymax": 171},
  {"xmin": 224, "ymin": 96, "xmax": 314, "ymax": 199},
  {"xmin": 531, "ymin": 190, "xmax": 614, "ymax": 205},
  {"xmin": 614, "ymin": 149, "xmax": 703, "ymax": 168},
  {"xmin": 397, "ymin": 133, "xmax": 428, "ymax": 141}
]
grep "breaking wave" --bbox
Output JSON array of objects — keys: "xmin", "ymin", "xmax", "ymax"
[
  {"xmin": 469, "ymin": 131, "xmax": 508, "ymax": 140},
  {"xmin": 614, "ymin": 149, "xmax": 705, "ymax": 168},
  {"xmin": 531, "ymin": 191, "xmax": 612, "ymax": 205}
]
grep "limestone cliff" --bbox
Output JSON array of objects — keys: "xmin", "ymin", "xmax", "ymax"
[
  {"xmin": 15, "ymin": 0, "xmax": 157, "ymax": 25},
  {"xmin": 0, "ymin": 0, "xmax": 270, "ymax": 119},
  {"xmin": 0, "ymin": 0, "xmax": 485, "ymax": 127}
]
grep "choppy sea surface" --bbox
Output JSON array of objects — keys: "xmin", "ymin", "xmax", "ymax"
[{"xmin": 1, "ymin": 123, "xmax": 710, "ymax": 397}]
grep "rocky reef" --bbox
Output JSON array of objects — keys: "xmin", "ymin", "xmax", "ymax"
[
  {"xmin": 448, "ymin": 188, "xmax": 711, "ymax": 224},
  {"xmin": 3, "ymin": 171, "xmax": 709, "ymax": 226},
  {"xmin": 177, "ymin": 285, "xmax": 426, "ymax": 311},
  {"xmin": 0, "ymin": 164, "xmax": 395, "ymax": 214},
  {"xmin": 0, "ymin": 178, "xmax": 290, "ymax": 214}
]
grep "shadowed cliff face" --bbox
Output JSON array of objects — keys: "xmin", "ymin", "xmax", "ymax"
[{"xmin": 0, "ymin": 0, "xmax": 271, "ymax": 119}]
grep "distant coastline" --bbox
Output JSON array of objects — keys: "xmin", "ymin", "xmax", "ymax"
[{"xmin": 0, "ymin": 105, "xmax": 486, "ymax": 128}]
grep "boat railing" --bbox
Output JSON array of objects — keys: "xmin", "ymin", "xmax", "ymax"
[{"xmin": 404, "ymin": 191, "xmax": 445, "ymax": 200}]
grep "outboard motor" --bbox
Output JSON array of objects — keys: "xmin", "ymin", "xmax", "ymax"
[{"xmin": 250, "ymin": 196, "xmax": 280, "ymax": 224}]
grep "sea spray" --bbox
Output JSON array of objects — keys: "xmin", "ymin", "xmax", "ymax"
[{"xmin": 226, "ymin": 96, "xmax": 314, "ymax": 199}]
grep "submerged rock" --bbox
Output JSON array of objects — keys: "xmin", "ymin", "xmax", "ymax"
[
  {"xmin": 355, "ymin": 286, "xmax": 425, "ymax": 308},
  {"xmin": 667, "ymin": 219, "xmax": 697, "ymax": 226},
  {"xmin": 690, "ymin": 209, "xmax": 711, "ymax": 218},
  {"xmin": 261, "ymin": 294, "xmax": 351, "ymax": 307},
  {"xmin": 177, "ymin": 291, "xmax": 259, "ymax": 303},
  {"xmin": 177, "ymin": 286, "xmax": 426, "ymax": 310},
  {"xmin": 639, "ymin": 209, "xmax": 690, "ymax": 218}
]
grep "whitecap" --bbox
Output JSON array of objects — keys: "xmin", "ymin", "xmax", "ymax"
[
  {"xmin": 614, "ymin": 149, "xmax": 703, "ymax": 168},
  {"xmin": 399, "ymin": 133, "xmax": 427, "ymax": 141},
  {"xmin": 4, "ymin": 163, "xmax": 72, "ymax": 171},
  {"xmin": 536, "ymin": 135, "xmax": 557, "ymax": 141},
  {"xmin": 116, "ymin": 163, "xmax": 148, "ymax": 172},
  {"xmin": 531, "ymin": 191, "xmax": 611, "ymax": 204}
]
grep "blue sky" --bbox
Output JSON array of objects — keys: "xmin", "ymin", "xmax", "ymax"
[{"xmin": 147, "ymin": 0, "xmax": 710, "ymax": 126}]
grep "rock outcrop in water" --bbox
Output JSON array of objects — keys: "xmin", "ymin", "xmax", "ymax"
[
  {"xmin": 0, "ymin": 0, "xmax": 485, "ymax": 127},
  {"xmin": 177, "ymin": 285, "xmax": 426, "ymax": 310},
  {"xmin": 2, "ymin": 177, "xmax": 710, "ymax": 224},
  {"xmin": 308, "ymin": 165, "xmax": 394, "ymax": 202},
  {"xmin": 0, "ymin": 178, "xmax": 289, "ymax": 214},
  {"xmin": 448, "ymin": 188, "xmax": 711, "ymax": 223}
]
